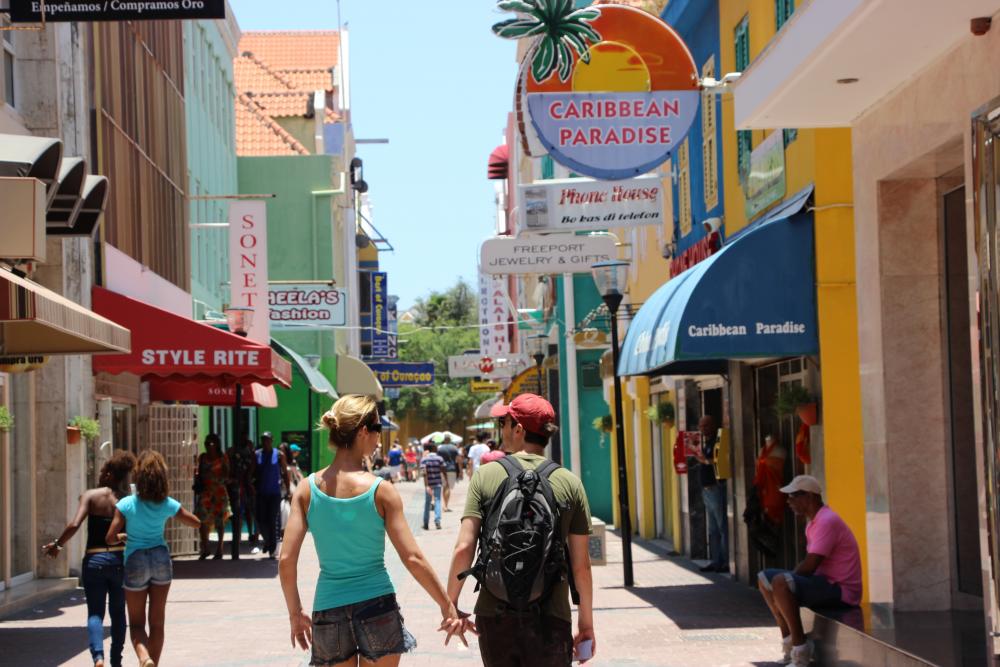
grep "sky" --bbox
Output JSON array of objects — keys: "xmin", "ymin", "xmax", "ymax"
[{"xmin": 231, "ymin": 0, "xmax": 518, "ymax": 310}]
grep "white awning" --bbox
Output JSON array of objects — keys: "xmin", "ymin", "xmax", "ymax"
[
  {"xmin": 336, "ymin": 354, "xmax": 383, "ymax": 400},
  {"xmin": 474, "ymin": 393, "xmax": 502, "ymax": 419}
]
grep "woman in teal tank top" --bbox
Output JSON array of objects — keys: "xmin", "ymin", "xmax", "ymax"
[{"xmin": 280, "ymin": 394, "xmax": 468, "ymax": 665}]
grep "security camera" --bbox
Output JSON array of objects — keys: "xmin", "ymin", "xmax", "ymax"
[{"xmin": 703, "ymin": 217, "xmax": 722, "ymax": 234}]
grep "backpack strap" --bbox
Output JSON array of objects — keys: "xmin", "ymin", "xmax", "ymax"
[
  {"xmin": 532, "ymin": 460, "xmax": 582, "ymax": 606},
  {"xmin": 497, "ymin": 454, "xmax": 524, "ymax": 478}
]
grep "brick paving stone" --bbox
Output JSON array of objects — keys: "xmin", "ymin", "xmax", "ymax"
[{"xmin": 0, "ymin": 476, "xmax": 786, "ymax": 666}]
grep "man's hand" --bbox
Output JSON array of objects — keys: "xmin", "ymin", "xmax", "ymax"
[
  {"xmin": 438, "ymin": 602, "xmax": 476, "ymax": 647},
  {"xmin": 289, "ymin": 609, "xmax": 312, "ymax": 650},
  {"xmin": 573, "ymin": 625, "xmax": 596, "ymax": 664}
]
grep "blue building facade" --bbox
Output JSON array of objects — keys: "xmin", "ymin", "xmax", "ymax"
[{"xmin": 662, "ymin": 0, "xmax": 725, "ymax": 255}]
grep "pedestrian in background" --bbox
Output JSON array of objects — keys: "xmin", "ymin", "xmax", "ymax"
[
  {"xmin": 466, "ymin": 433, "xmax": 491, "ymax": 476},
  {"xmin": 107, "ymin": 450, "xmax": 201, "ymax": 667},
  {"xmin": 195, "ymin": 433, "xmax": 230, "ymax": 560},
  {"xmin": 43, "ymin": 450, "xmax": 136, "ymax": 667},
  {"xmin": 227, "ymin": 436, "xmax": 257, "ymax": 559},
  {"xmin": 692, "ymin": 414, "xmax": 729, "ymax": 574},
  {"xmin": 437, "ymin": 438, "xmax": 460, "ymax": 512},
  {"xmin": 255, "ymin": 432, "xmax": 290, "ymax": 560},
  {"xmin": 388, "ymin": 440, "xmax": 404, "ymax": 482},
  {"xmin": 404, "ymin": 444, "xmax": 419, "ymax": 481},
  {"xmin": 421, "ymin": 443, "xmax": 447, "ymax": 530},
  {"xmin": 480, "ymin": 439, "xmax": 506, "ymax": 465},
  {"xmin": 279, "ymin": 395, "xmax": 467, "ymax": 665}
]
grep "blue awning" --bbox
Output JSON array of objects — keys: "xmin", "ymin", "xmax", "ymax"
[{"xmin": 618, "ymin": 186, "xmax": 817, "ymax": 377}]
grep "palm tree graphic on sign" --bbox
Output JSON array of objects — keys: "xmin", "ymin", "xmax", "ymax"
[{"xmin": 492, "ymin": 0, "xmax": 602, "ymax": 84}]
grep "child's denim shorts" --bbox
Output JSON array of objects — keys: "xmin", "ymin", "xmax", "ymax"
[
  {"xmin": 123, "ymin": 545, "xmax": 173, "ymax": 591},
  {"xmin": 310, "ymin": 593, "xmax": 416, "ymax": 666}
]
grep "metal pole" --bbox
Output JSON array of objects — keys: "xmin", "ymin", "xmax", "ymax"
[
  {"xmin": 231, "ymin": 383, "xmax": 243, "ymax": 557},
  {"xmin": 535, "ymin": 361, "xmax": 544, "ymax": 396},
  {"xmin": 607, "ymin": 300, "xmax": 635, "ymax": 587}
]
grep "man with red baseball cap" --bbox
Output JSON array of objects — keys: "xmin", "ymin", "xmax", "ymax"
[{"xmin": 446, "ymin": 393, "xmax": 596, "ymax": 666}]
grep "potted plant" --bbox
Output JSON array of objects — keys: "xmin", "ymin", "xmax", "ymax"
[
  {"xmin": 592, "ymin": 414, "xmax": 613, "ymax": 433},
  {"xmin": 69, "ymin": 416, "xmax": 101, "ymax": 444},
  {"xmin": 645, "ymin": 402, "xmax": 675, "ymax": 426},
  {"xmin": 775, "ymin": 385, "xmax": 818, "ymax": 426},
  {"xmin": 0, "ymin": 405, "xmax": 13, "ymax": 433}
]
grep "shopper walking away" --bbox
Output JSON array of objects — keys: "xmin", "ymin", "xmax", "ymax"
[
  {"xmin": 757, "ymin": 475, "xmax": 862, "ymax": 666},
  {"xmin": 279, "ymin": 394, "xmax": 468, "ymax": 665},
  {"xmin": 255, "ymin": 432, "xmax": 290, "ymax": 559},
  {"xmin": 480, "ymin": 439, "xmax": 506, "ymax": 465},
  {"xmin": 388, "ymin": 441, "xmax": 404, "ymax": 482},
  {"xmin": 437, "ymin": 438, "xmax": 460, "ymax": 512},
  {"xmin": 447, "ymin": 393, "xmax": 596, "ymax": 666},
  {"xmin": 106, "ymin": 450, "xmax": 200, "ymax": 667},
  {"xmin": 466, "ymin": 434, "xmax": 490, "ymax": 476},
  {"xmin": 227, "ymin": 436, "xmax": 257, "ymax": 559},
  {"xmin": 42, "ymin": 451, "xmax": 136, "ymax": 667},
  {"xmin": 421, "ymin": 443, "xmax": 447, "ymax": 530},
  {"xmin": 195, "ymin": 433, "xmax": 230, "ymax": 560},
  {"xmin": 404, "ymin": 444, "xmax": 419, "ymax": 481}
]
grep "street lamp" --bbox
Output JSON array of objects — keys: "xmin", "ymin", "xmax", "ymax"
[
  {"xmin": 527, "ymin": 333, "xmax": 547, "ymax": 395},
  {"xmin": 591, "ymin": 259, "xmax": 634, "ymax": 587},
  {"xmin": 224, "ymin": 307, "xmax": 254, "ymax": 494}
]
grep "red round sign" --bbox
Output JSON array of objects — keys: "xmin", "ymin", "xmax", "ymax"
[{"xmin": 479, "ymin": 357, "xmax": 494, "ymax": 374}]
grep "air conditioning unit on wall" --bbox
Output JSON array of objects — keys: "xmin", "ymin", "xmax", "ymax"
[{"xmin": 0, "ymin": 177, "xmax": 46, "ymax": 262}]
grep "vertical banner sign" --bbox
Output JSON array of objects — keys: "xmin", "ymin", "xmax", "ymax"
[
  {"xmin": 386, "ymin": 296, "xmax": 399, "ymax": 360},
  {"xmin": 229, "ymin": 201, "xmax": 270, "ymax": 344},
  {"xmin": 371, "ymin": 272, "xmax": 390, "ymax": 358},
  {"xmin": 478, "ymin": 273, "xmax": 510, "ymax": 358}
]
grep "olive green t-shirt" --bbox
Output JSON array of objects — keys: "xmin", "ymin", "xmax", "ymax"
[{"xmin": 463, "ymin": 452, "xmax": 592, "ymax": 621}]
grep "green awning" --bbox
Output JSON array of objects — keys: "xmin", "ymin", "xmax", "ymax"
[{"xmin": 270, "ymin": 339, "xmax": 338, "ymax": 400}]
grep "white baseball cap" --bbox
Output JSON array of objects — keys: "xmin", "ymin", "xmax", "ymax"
[{"xmin": 779, "ymin": 474, "xmax": 823, "ymax": 496}]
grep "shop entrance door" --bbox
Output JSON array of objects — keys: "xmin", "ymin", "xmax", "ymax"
[
  {"xmin": 754, "ymin": 359, "xmax": 810, "ymax": 572},
  {"xmin": 972, "ymin": 103, "xmax": 1000, "ymax": 650}
]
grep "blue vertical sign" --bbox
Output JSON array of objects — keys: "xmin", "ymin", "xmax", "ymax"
[
  {"xmin": 387, "ymin": 295, "xmax": 399, "ymax": 360},
  {"xmin": 371, "ymin": 272, "xmax": 390, "ymax": 358}
]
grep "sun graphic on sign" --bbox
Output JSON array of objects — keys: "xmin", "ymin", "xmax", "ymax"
[
  {"xmin": 495, "ymin": 3, "xmax": 701, "ymax": 181},
  {"xmin": 571, "ymin": 42, "xmax": 651, "ymax": 93}
]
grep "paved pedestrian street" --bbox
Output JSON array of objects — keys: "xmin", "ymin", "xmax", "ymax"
[{"xmin": 1, "ymin": 480, "xmax": 783, "ymax": 667}]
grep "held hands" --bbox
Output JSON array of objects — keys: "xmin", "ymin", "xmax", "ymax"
[
  {"xmin": 438, "ymin": 602, "xmax": 476, "ymax": 647},
  {"xmin": 289, "ymin": 609, "xmax": 312, "ymax": 651},
  {"xmin": 573, "ymin": 625, "xmax": 596, "ymax": 664}
]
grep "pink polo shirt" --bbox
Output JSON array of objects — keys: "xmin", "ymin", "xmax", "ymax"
[{"xmin": 806, "ymin": 506, "xmax": 863, "ymax": 606}]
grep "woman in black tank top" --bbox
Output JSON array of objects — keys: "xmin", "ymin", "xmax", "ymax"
[{"xmin": 43, "ymin": 451, "xmax": 136, "ymax": 667}]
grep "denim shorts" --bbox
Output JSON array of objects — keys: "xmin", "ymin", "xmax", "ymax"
[
  {"xmin": 123, "ymin": 545, "xmax": 173, "ymax": 591},
  {"xmin": 759, "ymin": 568, "xmax": 844, "ymax": 608},
  {"xmin": 311, "ymin": 593, "xmax": 415, "ymax": 666}
]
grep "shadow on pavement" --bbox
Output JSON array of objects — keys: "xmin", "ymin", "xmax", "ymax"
[
  {"xmin": 0, "ymin": 625, "xmax": 96, "ymax": 664},
  {"xmin": 625, "ymin": 583, "xmax": 775, "ymax": 630},
  {"xmin": 2, "ymin": 588, "xmax": 86, "ymax": 621},
  {"xmin": 173, "ymin": 557, "xmax": 278, "ymax": 580}
]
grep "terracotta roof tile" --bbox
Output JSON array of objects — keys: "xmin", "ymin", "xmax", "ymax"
[
  {"xmin": 281, "ymin": 68, "xmax": 334, "ymax": 90},
  {"xmin": 236, "ymin": 93, "xmax": 310, "ymax": 157},
  {"xmin": 234, "ymin": 31, "xmax": 341, "ymax": 157},
  {"xmin": 239, "ymin": 31, "xmax": 340, "ymax": 70},
  {"xmin": 234, "ymin": 56, "xmax": 295, "ymax": 92}
]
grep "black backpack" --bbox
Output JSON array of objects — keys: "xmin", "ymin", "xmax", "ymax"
[{"xmin": 461, "ymin": 456, "xmax": 571, "ymax": 612}]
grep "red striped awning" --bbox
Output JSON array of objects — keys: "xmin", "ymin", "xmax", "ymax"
[
  {"xmin": 488, "ymin": 144, "xmax": 509, "ymax": 180},
  {"xmin": 148, "ymin": 379, "xmax": 278, "ymax": 408},
  {"xmin": 91, "ymin": 287, "xmax": 291, "ymax": 388}
]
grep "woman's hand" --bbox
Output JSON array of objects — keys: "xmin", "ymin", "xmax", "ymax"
[
  {"xmin": 438, "ymin": 601, "xmax": 474, "ymax": 647},
  {"xmin": 41, "ymin": 542, "xmax": 62, "ymax": 559},
  {"xmin": 289, "ymin": 609, "xmax": 312, "ymax": 650}
]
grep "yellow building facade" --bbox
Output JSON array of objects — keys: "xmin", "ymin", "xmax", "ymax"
[{"xmin": 610, "ymin": 0, "xmax": 867, "ymax": 591}]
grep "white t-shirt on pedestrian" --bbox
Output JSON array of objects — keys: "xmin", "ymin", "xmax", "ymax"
[{"xmin": 468, "ymin": 443, "xmax": 491, "ymax": 471}]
